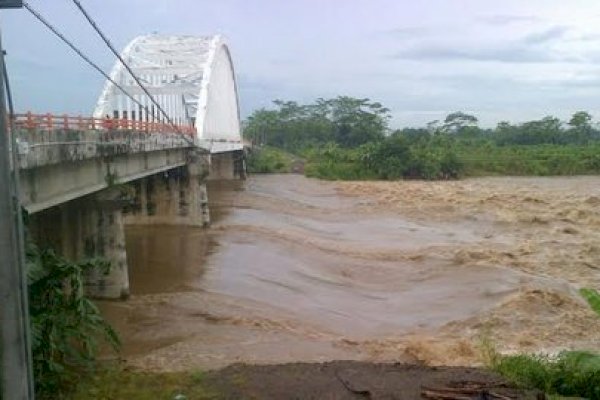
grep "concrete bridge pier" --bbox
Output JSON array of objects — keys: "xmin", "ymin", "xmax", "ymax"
[
  {"xmin": 125, "ymin": 155, "xmax": 210, "ymax": 227},
  {"xmin": 29, "ymin": 190, "xmax": 131, "ymax": 299},
  {"xmin": 28, "ymin": 157, "xmax": 214, "ymax": 300},
  {"xmin": 208, "ymin": 150, "xmax": 246, "ymax": 181},
  {"xmin": 84, "ymin": 192, "xmax": 130, "ymax": 299}
]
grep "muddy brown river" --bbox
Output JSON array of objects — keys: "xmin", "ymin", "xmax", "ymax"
[{"xmin": 100, "ymin": 175, "xmax": 600, "ymax": 371}]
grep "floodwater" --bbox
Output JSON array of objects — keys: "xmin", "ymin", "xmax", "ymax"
[{"xmin": 100, "ymin": 175, "xmax": 600, "ymax": 371}]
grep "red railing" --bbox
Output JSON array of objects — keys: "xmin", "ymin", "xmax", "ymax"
[{"xmin": 12, "ymin": 112, "xmax": 196, "ymax": 136}]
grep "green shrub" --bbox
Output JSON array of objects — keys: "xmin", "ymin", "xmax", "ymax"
[
  {"xmin": 490, "ymin": 350, "xmax": 600, "ymax": 398},
  {"xmin": 457, "ymin": 143, "xmax": 600, "ymax": 176},
  {"xmin": 27, "ymin": 243, "xmax": 120, "ymax": 398},
  {"xmin": 247, "ymin": 146, "xmax": 294, "ymax": 173},
  {"xmin": 303, "ymin": 135, "xmax": 465, "ymax": 181}
]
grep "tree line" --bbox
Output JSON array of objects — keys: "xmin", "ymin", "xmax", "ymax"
[{"xmin": 244, "ymin": 97, "xmax": 600, "ymax": 179}]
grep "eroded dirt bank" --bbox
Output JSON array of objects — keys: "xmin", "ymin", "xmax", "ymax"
[
  {"xmin": 202, "ymin": 361, "xmax": 538, "ymax": 399},
  {"xmin": 100, "ymin": 175, "xmax": 600, "ymax": 371}
]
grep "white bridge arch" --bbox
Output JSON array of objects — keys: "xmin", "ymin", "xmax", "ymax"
[{"xmin": 93, "ymin": 34, "xmax": 242, "ymax": 153}]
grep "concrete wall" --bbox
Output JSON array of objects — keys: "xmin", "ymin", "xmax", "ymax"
[{"xmin": 208, "ymin": 150, "xmax": 246, "ymax": 180}]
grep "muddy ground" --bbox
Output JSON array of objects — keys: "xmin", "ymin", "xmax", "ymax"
[{"xmin": 203, "ymin": 361, "xmax": 538, "ymax": 399}]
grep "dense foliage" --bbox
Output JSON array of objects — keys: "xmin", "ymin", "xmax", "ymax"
[
  {"xmin": 27, "ymin": 242, "xmax": 120, "ymax": 398},
  {"xmin": 493, "ymin": 351, "xmax": 600, "ymax": 399},
  {"xmin": 245, "ymin": 99, "xmax": 600, "ymax": 179},
  {"xmin": 244, "ymin": 97, "xmax": 390, "ymax": 151},
  {"xmin": 303, "ymin": 134, "xmax": 461, "ymax": 180},
  {"xmin": 247, "ymin": 146, "xmax": 295, "ymax": 173}
]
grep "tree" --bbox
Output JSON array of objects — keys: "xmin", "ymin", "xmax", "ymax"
[
  {"xmin": 244, "ymin": 109, "xmax": 280, "ymax": 146},
  {"xmin": 426, "ymin": 120, "xmax": 441, "ymax": 134},
  {"xmin": 568, "ymin": 111, "xmax": 592, "ymax": 129},
  {"xmin": 568, "ymin": 111, "xmax": 593, "ymax": 144},
  {"xmin": 243, "ymin": 96, "xmax": 390, "ymax": 151},
  {"xmin": 325, "ymin": 96, "xmax": 390, "ymax": 147},
  {"xmin": 443, "ymin": 111, "xmax": 478, "ymax": 133}
]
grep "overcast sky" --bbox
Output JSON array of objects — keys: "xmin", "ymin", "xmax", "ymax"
[{"xmin": 3, "ymin": 0, "xmax": 600, "ymax": 128}]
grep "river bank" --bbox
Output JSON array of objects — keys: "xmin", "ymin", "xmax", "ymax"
[{"xmin": 72, "ymin": 361, "xmax": 540, "ymax": 399}]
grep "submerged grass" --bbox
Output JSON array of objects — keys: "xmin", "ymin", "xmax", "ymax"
[{"xmin": 580, "ymin": 288, "xmax": 600, "ymax": 317}]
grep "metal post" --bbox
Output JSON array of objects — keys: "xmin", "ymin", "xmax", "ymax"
[{"xmin": 0, "ymin": 25, "xmax": 35, "ymax": 400}]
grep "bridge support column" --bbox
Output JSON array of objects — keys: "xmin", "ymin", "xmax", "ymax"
[
  {"xmin": 199, "ymin": 181, "xmax": 210, "ymax": 227},
  {"xmin": 124, "ymin": 153, "xmax": 210, "ymax": 226},
  {"xmin": 208, "ymin": 151, "xmax": 246, "ymax": 181},
  {"xmin": 83, "ymin": 193, "xmax": 130, "ymax": 299},
  {"xmin": 188, "ymin": 153, "xmax": 211, "ymax": 227},
  {"xmin": 29, "ymin": 190, "xmax": 130, "ymax": 299}
]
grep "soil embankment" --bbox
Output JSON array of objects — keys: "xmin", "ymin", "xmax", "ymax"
[{"xmin": 203, "ymin": 361, "xmax": 538, "ymax": 399}]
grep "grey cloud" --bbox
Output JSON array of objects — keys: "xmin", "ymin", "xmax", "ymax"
[
  {"xmin": 477, "ymin": 15, "xmax": 540, "ymax": 25},
  {"xmin": 532, "ymin": 76, "xmax": 600, "ymax": 88},
  {"xmin": 576, "ymin": 33, "xmax": 600, "ymax": 42},
  {"xmin": 392, "ymin": 45, "xmax": 571, "ymax": 63},
  {"xmin": 522, "ymin": 26, "xmax": 570, "ymax": 44},
  {"xmin": 383, "ymin": 26, "xmax": 429, "ymax": 38},
  {"xmin": 391, "ymin": 26, "xmax": 577, "ymax": 63}
]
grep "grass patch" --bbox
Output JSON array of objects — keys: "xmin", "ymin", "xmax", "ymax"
[
  {"xmin": 482, "ymin": 339, "xmax": 600, "ymax": 399},
  {"xmin": 580, "ymin": 288, "xmax": 600, "ymax": 317},
  {"xmin": 247, "ymin": 146, "xmax": 296, "ymax": 173},
  {"xmin": 68, "ymin": 367, "xmax": 218, "ymax": 400},
  {"xmin": 478, "ymin": 289, "xmax": 600, "ymax": 398},
  {"xmin": 494, "ymin": 351, "xmax": 600, "ymax": 399}
]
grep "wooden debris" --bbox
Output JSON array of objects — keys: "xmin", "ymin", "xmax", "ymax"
[{"xmin": 421, "ymin": 385, "xmax": 517, "ymax": 400}]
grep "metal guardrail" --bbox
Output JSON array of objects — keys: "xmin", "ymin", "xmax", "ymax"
[{"xmin": 12, "ymin": 112, "xmax": 196, "ymax": 136}]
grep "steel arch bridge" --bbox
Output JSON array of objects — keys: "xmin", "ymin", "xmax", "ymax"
[{"xmin": 93, "ymin": 34, "xmax": 242, "ymax": 153}]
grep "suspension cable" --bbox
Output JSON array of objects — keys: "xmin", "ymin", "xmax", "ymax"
[
  {"xmin": 70, "ymin": 0, "xmax": 185, "ymax": 137},
  {"xmin": 23, "ymin": 1, "xmax": 193, "ymax": 144},
  {"xmin": 23, "ymin": 1, "xmax": 147, "ymax": 114}
]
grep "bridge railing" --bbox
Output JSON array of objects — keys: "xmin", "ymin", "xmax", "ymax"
[{"xmin": 12, "ymin": 112, "xmax": 196, "ymax": 136}]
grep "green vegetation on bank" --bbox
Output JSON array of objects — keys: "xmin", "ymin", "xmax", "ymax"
[
  {"xmin": 303, "ymin": 135, "xmax": 461, "ymax": 180},
  {"xmin": 244, "ymin": 98, "xmax": 600, "ymax": 179},
  {"xmin": 69, "ymin": 367, "xmax": 217, "ymax": 400},
  {"xmin": 479, "ymin": 289, "xmax": 600, "ymax": 399},
  {"xmin": 458, "ymin": 143, "xmax": 600, "ymax": 176},
  {"xmin": 246, "ymin": 146, "xmax": 296, "ymax": 173},
  {"xmin": 27, "ymin": 241, "xmax": 119, "ymax": 398},
  {"xmin": 491, "ymin": 351, "xmax": 600, "ymax": 399}
]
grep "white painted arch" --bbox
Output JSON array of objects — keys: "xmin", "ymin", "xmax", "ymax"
[{"xmin": 93, "ymin": 34, "xmax": 242, "ymax": 152}]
